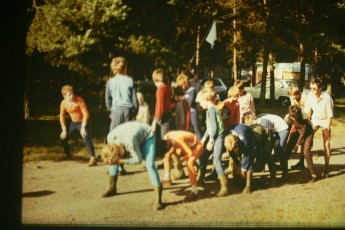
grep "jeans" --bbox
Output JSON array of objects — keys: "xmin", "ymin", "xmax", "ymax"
[
  {"xmin": 109, "ymin": 106, "xmax": 134, "ymax": 132},
  {"xmin": 273, "ymin": 129, "xmax": 290, "ymax": 161},
  {"xmin": 155, "ymin": 112, "xmax": 172, "ymax": 157},
  {"xmin": 61, "ymin": 121, "xmax": 95, "ymax": 157},
  {"xmin": 108, "ymin": 136, "xmax": 161, "ymax": 186},
  {"xmin": 190, "ymin": 109, "xmax": 202, "ymax": 140},
  {"xmin": 199, "ymin": 133, "xmax": 225, "ymax": 176}
]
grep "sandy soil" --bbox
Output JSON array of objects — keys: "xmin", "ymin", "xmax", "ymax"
[{"xmin": 21, "ymin": 126, "xmax": 345, "ymax": 228}]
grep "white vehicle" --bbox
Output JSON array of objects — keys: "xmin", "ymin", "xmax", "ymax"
[
  {"xmin": 274, "ymin": 62, "xmax": 315, "ymax": 81},
  {"xmin": 244, "ymin": 79, "xmax": 298, "ymax": 106},
  {"xmin": 199, "ymin": 78, "xmax": 228, "ymax": 100}
]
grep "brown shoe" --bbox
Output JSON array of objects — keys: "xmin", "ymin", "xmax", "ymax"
[{"xmin": 88, "ymin": 157, "xmax": 97, "ymax": 166}]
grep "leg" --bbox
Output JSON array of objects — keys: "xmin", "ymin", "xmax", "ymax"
[
  {"xmin": 190, "ymin": 109, "xmax": 202, "ymax": 140},
  {"xmin": 102, "ymin": 164, "xmax": 119, "ymax": 197},
  {"xmin": 81, "ymin": 124, "xmax": 97, "ymax": 166},
  {"xmin": 322, "ymin": 128, "xmax": 331, "ymax": 178},
  {"xmin": 303, "ymin": 133, "xmax": 318, "ymax": 182},
  {"xmin": 142, "ymin": 136, "xmax": 163, "ymax": 210},
  {"xmin": 161, "ymin": 150, "xmax": 173, "ymax": 186},
  {"xmin": 61, "ymin": 122, "xmax": 79, "ymax": 157},
  {"xmin": 213, "ymin": 134, "xmax": 229, "ymax": 197}
]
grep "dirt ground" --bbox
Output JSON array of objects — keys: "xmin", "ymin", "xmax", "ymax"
[{"xmin": 21, "ymin": 126, "xmax": 345, "ymax": 228}]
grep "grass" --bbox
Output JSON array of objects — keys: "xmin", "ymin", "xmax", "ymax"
[{"xmin": 23, "ymin": 93, "xmax": 345, "ymax": 162}]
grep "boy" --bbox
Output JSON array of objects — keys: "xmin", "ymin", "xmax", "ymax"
[
  {"xmin": 160, "ymin": 131, "xmax": 203, "ymax": 201},
  {"xmin": 195, "ymin": 88, "xmax": 227, "ymax": 197}
]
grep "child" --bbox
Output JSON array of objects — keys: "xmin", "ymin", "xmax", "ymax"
[
  {"xmin": 173, "ymin": 86, "xmax": 191, "ymax": 131},
  {"xmin": 59, "ymin": 84, "xmax": 97, "ymax": 166},
  {"xmin": 286, "ymin": 84, "xmax": 308, "ymax": 170},
  {"xmin": 222, "ymin": 86, "xmax": 241, "ymax": 132},
  {"xmin": 195, "ymin": 88, "xmax": 227, "ymax": 197},
  {"xmin": 102, "ymin": 121, "xmax": 163, "ymax": 210},
  {"xmin": 136, "ymin": 91, "xmax": 150, "ymax": 124},
  {"xmin": 160, "ymin": 131, "xmax": 203, "ymax": 201},
  {"xmin": 285, "ymin": 105, "xmax": 318, "ymax": 182},
  {"xmin": 224, "ymin": 124, "xmax": 255, "ymax": 193},
  {"xmin": 234, "ymin": 79, "xmax": 256, "ymax": 123}
]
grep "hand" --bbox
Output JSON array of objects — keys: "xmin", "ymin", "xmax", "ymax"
[
  {"xmin": 293, "ymin": 145, "xmax": 298, "ymax": 154},
  {"xmin": 80, "ymin": 126, "xmax": 86, "ymax": 138},
  {"xmin": 206, "ymin": 141, "xmax": 214, "ymax": 151},
  {"xmin": 60, "ymin": 130, "xmax": 67, "ymax": 140},
  {"xmin": 200, "ymin": 138, "xmax": 206, "ymax": 146}
]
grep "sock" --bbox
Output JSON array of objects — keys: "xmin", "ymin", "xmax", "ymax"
[
  {"xmin": 191, "ymin": 185, "xmax": 198, "ymax": 194},
  {"xmin": 163, "ymin": 172, "xmax": 170, "ymax": 180}
]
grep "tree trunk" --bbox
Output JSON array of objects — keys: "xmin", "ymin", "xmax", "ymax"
[
  {"xmin": 232, "ymin": 5, "xmax": 238, "ymax": 81},
  {"xmin": 299, "ymin": 42, "xmax": 306, "ymax": 91},
  {"xmin": 269, "ymin": 52, "xmax": 275, "ymax": 102},
  {"xmin": 24, "ymin": 93, "xmax": 30, "ymax": 119}
]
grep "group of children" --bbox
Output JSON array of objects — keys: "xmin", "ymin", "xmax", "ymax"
[{"xmin": 59, "ymin": 56, "xmax": 333, "ymax": 210}]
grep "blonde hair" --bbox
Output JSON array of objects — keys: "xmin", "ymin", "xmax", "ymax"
[
  {"xmin": 152, "ymin": 68, "xmax": 164, "ymax": 83},
  {"xmin": 204, "ymin": 80, "xmax": 214, "ymax": 89},
  {"xmin": 288, "ymin": 84, "xmax": 301, "ymax": 96},
  {"xmin": 196, "ymin": 88, "xmax": 214, "ymax": 103},
  {"xmin": 224, "ymin": 134, "xmax": 239, "ymax": 152},
  {"xmin": 61, "ymin": 85, "xmax": 74, "ymax": 97},
  {"xmin": 234, "ymin": 79, "xmax": 244, "ymax": 89},
  {"xmin": 110, "ymin": 56, "xmax": 127, "ymax": 75},
  {"xmin": 227, "ymin": 86, "xmax": 240, "ymax": 98},
  {"xmin": 176, "ymin": 73, "xmax": 189, "ymax": 87},
  {"xmin": 102, "ymin": 144, "xmax": 123, "ymax": 164},
  {"xmin": 244, "ymin": 114, "xmax": 257, "ymax": 126}
]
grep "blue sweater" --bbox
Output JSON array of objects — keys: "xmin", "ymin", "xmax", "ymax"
[{"xmin": 105, "ymin": 75, "xmax": 138, "ymax": 111}]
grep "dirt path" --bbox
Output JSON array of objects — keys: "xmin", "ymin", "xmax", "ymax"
[{"xmin": 22, "ymin": 125, "xmax": 345, "ymax": 227}]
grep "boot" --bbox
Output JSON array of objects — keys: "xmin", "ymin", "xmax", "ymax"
[
  {"xmin": 291, "ymin": 157, "xmax": 305, "ymax": 170},
  {"xmin": 152, "ymin": 186, "xmax": 163, "ymax": 211},
  {"xmin": 216, "ymin": 175, "xmax": 229, "ymax": 197},
  {"xmin": 243, "ymin": 171, "xmax": 252, "ymax": 194},
  {"xmin": 267, "ymin": 162, "xmax": 277, "ymax": 187},
  {"xmin": 280, "ymin": 159, "xmax": 289, "ymax": 182},
  {"xmin": 224, "ymin": 158, "xmax": 234, "ymax": 175},
  {"xmin": 102, "ymin": 175, "xmax": 117, "ymax": 197},
  {"xmin": 205, "ymin": 167, "xmax": 218, "ymax": 181}
]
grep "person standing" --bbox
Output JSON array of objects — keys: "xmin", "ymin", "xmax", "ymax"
[
  {"xmin": 189, "ymin": 70, "xmax": 201, "ymax": 93},
  {"xmin": 59, "ymin": 85, "xmax": 97, "ymax": 166},
  {"xmin": 304, "ymin": 78, "xmax": 333, "ymax": 178},
  {"xmin": 234, "ymin": 80, "xmax": 256, "ymax": 124},
  {"xmin": 105, "ymin": 56, "xmax": 139, "ymax": 174},
  {"xmin": 196, "ymin": 88, "xmax": 227, "ymax": 197},
  {"xmin": 286, "ymin": 84, "xmax": 308, "ymax": 170},
  {"xmin": 151, "ymin": 68, "xmax": 173, "ymax": 158},
  {"xmin": 176, "ymin": 73, "xmax": 202, "ymax": 140},
  {"xmin": 135, "ymin": 91, "xmax": 150, "ymax": 124}
]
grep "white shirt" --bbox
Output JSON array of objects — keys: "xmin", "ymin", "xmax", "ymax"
[
  {"xmin": 257, "ymin": 113, "xmax": 289, "ymax": 132},
  {"xmin": 304, "ymin": 92, "xmax": 333, "ymax": 128}
]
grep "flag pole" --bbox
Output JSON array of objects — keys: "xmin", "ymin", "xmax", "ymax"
[{"xmin": 185, "ymin": 21, "xmax": 216, "ymax": 73}]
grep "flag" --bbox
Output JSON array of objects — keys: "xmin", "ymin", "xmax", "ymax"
[{"xmin": 206, "ymin": 21, "xmax": 217, "ymax": 48}]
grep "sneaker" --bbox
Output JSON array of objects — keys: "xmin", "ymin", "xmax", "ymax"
[
  {"xmin": 88, "ymin": 157, "xmax": 97, "ymax": 166},
  {"xmin": 184, "ymin": 192, "xmax": 199, "ymax": 202},
  {"xmin": 291, "ymin": 162, "xmax": 305, "ymax": 170}
]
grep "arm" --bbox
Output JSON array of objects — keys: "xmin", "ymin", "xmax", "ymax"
[
  {"xmin": 207, "ymin": 106, "xmax": 218, "ymax": 140},
  {"xmin": 77, "ymin": 97, "xmax": 90, "ymax": 127},
  {"xmin": 132, "ymin": 85, "xmax": 139, "ymax": 117},
  {"xmin": 119, "ymin": 138, "xmax": 143, "ymax": 165},
  {"xmin": 59, "ymin": 100, "xmax": 67, "ymax": 130},
  {"xmin": 248, "ymin": 94, "xmax": 256, "ymax": 116},
  {"xmin": 105, "ymin": 80, "xmax": 112, "ymax": 111}
]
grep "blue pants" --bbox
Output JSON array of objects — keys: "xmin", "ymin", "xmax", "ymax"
[
  {"xmin": 199, "ymin": 133, "xmax": 225, "ymax": 176},
  {"xmin": 108, "ymin": 136, "xmax": 161, "ymax": 187},
  {"xmin": 190, "ymin": 109, "xmax": 202, "ymax": 140},
  {"xmin": 273, "ymin": 129, "xmax": 290, "ymax": 161},
  {"xmin": 109, "ymin": 107, "xmax": 134, "ymax": 132},
  {"xmin": 61, "ymin": 121, "xmax": 95, "ymax": 157}
]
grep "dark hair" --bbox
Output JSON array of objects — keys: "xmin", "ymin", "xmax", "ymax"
[
  {"xmin": 174, "ymin": 86, "xmax": 185, "ymax": 96},
  {"xmin": 311, "ymin": 77, "xmax": 322, "ymax": 89},
  {"xmin": 288, "ymin": 105, "xmax": 305, "ymax": 124}
]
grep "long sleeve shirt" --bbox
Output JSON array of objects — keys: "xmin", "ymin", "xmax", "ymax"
[
  {"xmin": 105, "ymin": 75, "xmax": 138, "ymax": 112},
  {"xmin": 165, "ymin": 131, "xmax": 200, "ymax": 157},
  {"xmin": 285, "ymin": 115, "xmax": 313, "ymax": 146},
  {"xmin": 107, "ymin": 121, "xmax": 154, "ymax": 165},
  {"xmin": 202, "ymin": 105, "xmax": 224, "ymax": 141},
  {"xmin": 59, "ymin": 96, "xmax": 89, "ymax": 129},
  {"xmin": 184, "ymin": 86, "xmax": 198, "ymax": 111},
  {"xmin": 222, "ymin": 99, "xmax": 240, "ymax": 131},
  {"xmin": 238, "ymin": 91, "xmax": 256, "ymax": 123},
  {"xmin": 175, "ymin": 99, "xmax": 191, "ymax": 131},
  {"xmin": 154, "ymin": 83, "xmax": 172, "ymax": 123},
  {"xmin": 228, "ymin": 124, "xmax": 255, "ymax": 172}
]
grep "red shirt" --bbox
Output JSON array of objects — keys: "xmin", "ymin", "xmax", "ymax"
[
  {"xmin": 223, "ymin": 99, "xmax": 240, "ymax": 131},
  {"xmin": 154, "ymin": 83, "xmax": 172, "ymax": 121}
]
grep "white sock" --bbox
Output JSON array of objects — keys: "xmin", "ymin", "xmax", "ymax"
[
  {"xmin": 163, "ymin": 172, "xmax": 170, "ymax": 180},
  {"xmin": 191, "ymin": 185, "xmax": 198, "ymax": 194}
]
